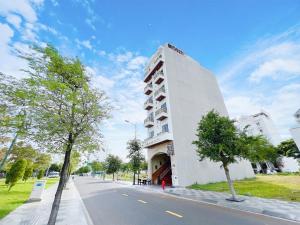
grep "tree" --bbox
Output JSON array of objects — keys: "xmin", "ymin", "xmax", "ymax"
[
  {"xmin": 23, "ymin": 160, "xmax": 34, "ymax": 182},
  {"xmin": 193, "ymin": 110, "xmax": 276, "ymax": 201},
  {"xmin": 34, "ymin": 153, "xmax": 51, "ymax": 171},
  {"xmin": 37, "ymin": 169, "xmax": 44, "ymax": 179},
  {"xmin": 68, "ymin": 151, "xmax": 81, "ymax": 176},
  {"xmin": 104, "ymin": 154, "xmax": 122, "ymax": 180},
  {"xmin": 127, "ymin": 139, "xmax": 144, "ymax": 185},
  {"xmin": 277, "ymin": 139, "xmax": 300, "ymax": 159},
  {"xmin": 76, "ymin": 166, "xmax": 91, "ymax": 174},
  {"xmin": 90, "ymin": 160, "xmax": 103, "ymax": 172},
  {"xmin": 22, "ymin": 45, "xmax": 110, "ymax": 225},
  {"xmin": 49, "ymin": 163, "xmax": 61, "ymax": 172},
  {"xmin": 0, "ymin": 73, "xmax": 30, "ymax": 171},
  {"xmin": 5, "ymin": 159, "xmax": 27, "ymax": 190}
]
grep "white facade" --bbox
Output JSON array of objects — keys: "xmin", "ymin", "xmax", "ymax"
[
  {"xmin": 237, "ymin": 111, "xmax": 282, "ymax": 146},
  {"xmin": 143, "ymin": 43, "xmax": 254, "ymax": 187}
]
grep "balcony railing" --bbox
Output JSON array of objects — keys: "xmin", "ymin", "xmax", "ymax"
[
  {"xmin": 143, "ymin": 131, "xmax": 173, "ymax": 148},
  {"xmin": 144, "ymin": 116, "xmax": 154, "ymax": 128},
  {"xmin": 155, "ymin": 107, "xmax": 168, "ymax": 120},
  {"xmin": 144, "ymin": 97, "xmax": 153, "ymax": 110},
  {"xmin": 144, "ymin": 53, "xmax": 163, "ymax": 83},
  {"xmin": 144, "ymin": 83, "xmax": 153, "ymax": 95},
  {"xmin": 154, "ymin": 85, "xmax": 166, "ymax": 101},
  {"xmin": 153, "ymin": 70, "xmax": 164, "ymax": 84}
]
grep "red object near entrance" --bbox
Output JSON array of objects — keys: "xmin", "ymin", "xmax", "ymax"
[{"xmin": 162, "ymin": 179, "xmax": 166, "ymax": 190}]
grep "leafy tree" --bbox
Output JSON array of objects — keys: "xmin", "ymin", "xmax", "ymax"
[
  {"xmin": 90, "ymin": 160, "xmax": 103, "ymax": 172},
  {"xmin": 76, "ymin": 166, "xmax": 91, "ymax": 174},
  {"xmin": 21, "ymin": 45, "xmax": 110, "ymax": 225},
  {"xmin": 127, "ymin": 139, "xmax": 144, "ymax": 185},
  {"xmin": 34, "ymin": 153, "xmax": 51, "ymax": 171},
  {"xmin": 141, "ymin": 160, "xmax": 148, "ymax": 171},
  {"xmin": 104, "ymin": 154, "xmax": 122, "ymax": 181},
  {"xmin": 37, "ymin": 169, "xmax": 44, "ymax": 179},
  {"xmin": 193, "ymin": 110, "xmax": 276, "ymax": 201},
  {"xmin": 0, "ymin": 73, "xmax": 30, "ymax": 170},
  {"xmin": 8, "ymin": 141, "xmax": 38, "ymax": 162},
  {"xmin": 277, "ymin": 139, "xmax": 300, "ymax": 159},
  {"xmin": 240, "ymin": 134, "xmax": 278, "ymax": 163},
  {"xmin": 68, "ymin": 151, "xmax": 81, "ymax": 176},
  {"xmin": 5, "ymin": 159, "xmax": 27, "ymax": 191},
  {"xmin": 23, "ymin": 160, "xmax": 34, "ymax": 182},
  {"xmin": 49, "ymin": 163, "xmax": 61, "ymax": 172},
  {"xmin": 120, "ymin": 162, "xmax": 130, "ymax": 173}
]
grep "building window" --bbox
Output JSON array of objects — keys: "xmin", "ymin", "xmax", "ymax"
[
  {"xmin": 162, "ymin": 124, "xmax": 169, "ymax": 133},
  {"xmin": 161, "ymin": 102, "xmax": 167, "ymax": 109},
  {"xmin": 149, "ymin": 131, "xmax": 154, "ymax": 138}
]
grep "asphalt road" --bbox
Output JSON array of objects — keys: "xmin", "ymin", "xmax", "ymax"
[{"xmin": 74, "ymin": 176, "xmax": 299, "ymax": 225}]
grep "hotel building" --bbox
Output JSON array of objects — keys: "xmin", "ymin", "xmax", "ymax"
[{"xmin": 143, "ymin": 43, "xmax": 254, "ymax": 187}]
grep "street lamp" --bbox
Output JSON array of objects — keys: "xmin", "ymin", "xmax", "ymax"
[{"xmin": 125, "ymin": 120, "xmax": 137, "ymax": 139}]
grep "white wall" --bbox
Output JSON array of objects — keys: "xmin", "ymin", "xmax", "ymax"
[{"xmin": 162, "ymin": 45, "xmax": 254, "ymax": 186}]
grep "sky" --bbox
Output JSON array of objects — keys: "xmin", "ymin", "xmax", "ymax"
[{"xmin": 1, "ymin": 0, "xmax": 300, "ymax": 161}]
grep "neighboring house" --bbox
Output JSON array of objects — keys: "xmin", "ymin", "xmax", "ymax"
[
  {"xmin": 237, "ymin": 111, "xmax": 299, "ymax": 173},
  {"xmin": 236, "ymin": 111, "xmax": 282, "ymax": 146},
  {"xmin": 143, "ymin": 43, "xmax": 254, "ymax": 187}
]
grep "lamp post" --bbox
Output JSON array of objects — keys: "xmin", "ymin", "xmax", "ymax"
[{"xmin": 125, "ymin": 120, "xmax": 136, "ymax": 139}]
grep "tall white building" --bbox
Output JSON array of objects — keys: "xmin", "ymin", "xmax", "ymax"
[
  {"xmin": 143, "ymin": 43, "xmax": 254, "ymax": 187},
  {"xmin": 237, "ymin": 111, "xmax": 282, "ymax": 146}
]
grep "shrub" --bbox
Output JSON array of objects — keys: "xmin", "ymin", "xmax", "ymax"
[
  {"xmin": 5, "ymin": 159, "xmax": 27, "ymax": 191},
  {"xmin": 37, "ymin": 169, "xmax": 44, "ymax": 179},
  {"xmin": 23, "ymin": 161, "xmax": 33, "ymax": 182}
]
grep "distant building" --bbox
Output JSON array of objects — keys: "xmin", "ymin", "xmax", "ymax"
[
  {"xmin": 236, "ymin": 111, "xmax": 282, "ymax": 146},
  {"xmin": 143, "ymin": 43, "xmax": 254, "ymax": 187},
  {"xmin": 237, "ymin": 110, "xmax": 299, "ymax": 173}
]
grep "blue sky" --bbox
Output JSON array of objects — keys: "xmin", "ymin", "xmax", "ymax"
[{"xmin": 1, "ymin": 0, "xmax": 300, "ymax": 160}]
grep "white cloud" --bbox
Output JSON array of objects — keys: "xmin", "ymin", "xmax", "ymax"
[
  {"xmin": 0, "ymin": 0, "xmax": 43, "ymax": 23},
  {"xmin": 127, "ymin": 56, "xmax": 148, "ymax": 70},
  {"xmin": 75, "ymin": 39, "xmax": 93, "ymax": 50},
  {"xmin": 219, "ymin": 25, "xmax": 300, "ymax": 139},
  {"xmin": 6, "ymin": 14, "xmax": 22, "ymax": 29},
  {"xmin": 249, "ymin": 58, "xmax": 300, "ymax": 82},
  {"xmin": 0, "ymin": 23, "xmax": 27, "ymax": 78}
]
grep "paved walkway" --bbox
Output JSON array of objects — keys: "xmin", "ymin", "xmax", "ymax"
[
  {"xmin": 0, "ymin": 180, "xmax": 91, "ymax": 225},
  {"xmin": 131, "ymin": 184, "xmax": 300, "ymax": 222}
]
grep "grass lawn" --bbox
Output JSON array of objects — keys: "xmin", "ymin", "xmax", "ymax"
[
  {"xmin": 188, "ymin": 174, "xmax": 300, "ymax": 202},
  {"xmin": 0, "ymin": 177, "xmax": 59, "ymax": 219}
]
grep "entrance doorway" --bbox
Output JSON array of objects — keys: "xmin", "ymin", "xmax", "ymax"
[{"xmin": 151, "ymin": 153, "xmax": 172, "ymax": 186}]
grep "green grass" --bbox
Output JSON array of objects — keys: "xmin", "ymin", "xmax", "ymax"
[
  {"xmin": 188, "ymin": 174, "xmax": 300, "ymax": 202},
  {"xmin": 0, "ymin": 177, "xmax": 59, "ymax": 219}
]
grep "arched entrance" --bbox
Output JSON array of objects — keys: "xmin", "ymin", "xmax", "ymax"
[{"xmin": 151, "ymin": 153, "xmax": 172, "ymax": 186}]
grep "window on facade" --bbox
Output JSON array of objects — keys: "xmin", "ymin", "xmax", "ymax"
[
  {"xmin": 162, "ymin": 124, "xmax": 169, "ymax": 133},
  {"xmin": 161, "ymin": 102, "xmax": 167, "ymax": 109},
  {"xmin": 149, "ymin": 131, "xmax": 154, "ymax": 138}
]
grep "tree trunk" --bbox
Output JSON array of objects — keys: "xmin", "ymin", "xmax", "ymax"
[
  {"xmin": 223, "ymin": 164, "xmax": 237, "ymax": 200},
  {"xmin": 112, "ymin": 173, "xmax": 114, "ymax": 181},
  {"xmin": 133, "ymin": 172, "xmax": 136, "ymax": 185},
  {"xmin": 47, "ymin": 145, "xmax": 72, "ymax": 225},
  {"xmin": 0, "ymin": 133, "xmax": 18, "ymax": 171}
]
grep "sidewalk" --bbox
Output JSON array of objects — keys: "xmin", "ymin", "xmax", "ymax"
[
  {"xmin": 0, "ymin": 180, "xmax": 92, "ymax": 225},
  {"xmin": 131, "ymin": 184, "xmax": 300, "ymax": 222}
]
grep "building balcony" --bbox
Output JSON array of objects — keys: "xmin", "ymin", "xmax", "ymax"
[
  {"xmin": 143, "ymin": 131, "xmax": 173, "ymax": 148},
  {"xmin": 155, "ymin": 107, "xmax": 168, "ymax": 121},
  {"xmin": 144, "ymin": 117, "xmax": 154, "ymax": 128},
  {"xmin": 144, "ymin": 98, "xmax": 153, "ymax": 110},
  {"xmin": 144, "ymin": 83, "xmax": 153, "ymax": 95},
  {"xmin": 154, "ymin": 85, "xmax": 166, "ymax": 101},
  {"xmin": 144, "ymin": 55, "xmax": 164, "ymax": 83},
  {"xmin": 153, "ymin": 70, "xmax": 164, "ymax": 84}
]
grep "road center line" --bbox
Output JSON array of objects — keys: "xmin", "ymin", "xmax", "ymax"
[
  {"xmin": 122, "ymin": 194, "xmax": 128, "ymax": 196},
  {"xmin": 138, "ymin": 200, "xmax": 147, "ymax": 204},
  {"xmin": 165, "ymin": 210, "xmax": 183, "ymax": 218}
]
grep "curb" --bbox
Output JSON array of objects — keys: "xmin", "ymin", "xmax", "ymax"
[{"xmin": 72, "ymin": 181, "xmax": 94, "ymax": 225}]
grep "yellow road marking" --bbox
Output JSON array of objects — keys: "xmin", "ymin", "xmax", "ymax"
[
  {"xmin": 138, "ymin": 200, "xmax": 147, "ymax": 204},
  {"xmin": 122, "ymin": 194, "xmax": 128, "ymax": 196},
  {"xmin": 165, "ymin": 210, "xmax": 183, "ymax": 218}
]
